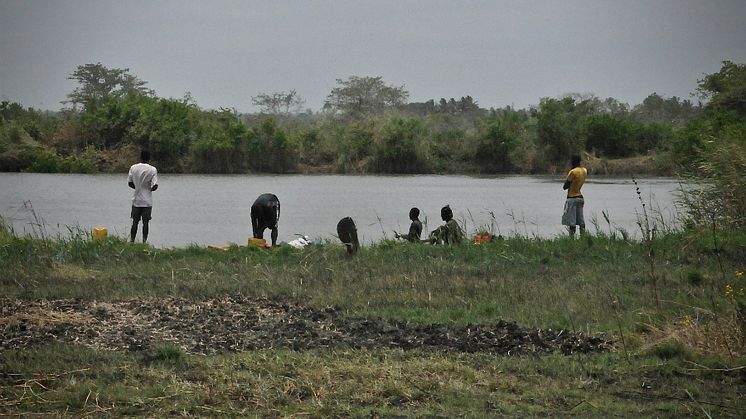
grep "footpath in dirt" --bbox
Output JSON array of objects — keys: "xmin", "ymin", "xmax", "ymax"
[{"xmin": 1, "ymin": 296, "xmax": 612, "ymax": 356}]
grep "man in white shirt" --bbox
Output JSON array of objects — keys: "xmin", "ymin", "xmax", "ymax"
[{"xmin": 128, "ymin": 150, "xmax": 158, "ymax": 243}]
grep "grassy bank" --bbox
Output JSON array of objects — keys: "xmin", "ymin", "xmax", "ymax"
[
  {"xmin": 3, "ymin": 227, "xmax": 744, "ymax": 330},
  {"xmin": 2, "ymin": 225, "xmax": 745, "ymax": 416},
  {"xmin": 3, "ymin": 344, "xmax": 742, "ymax": 417}
]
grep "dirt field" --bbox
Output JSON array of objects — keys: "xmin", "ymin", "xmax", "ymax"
[{"xmin": 1, "ymin": 296, "xmax": 612, "ymax": 356}]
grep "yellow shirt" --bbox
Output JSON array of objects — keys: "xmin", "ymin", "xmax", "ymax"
[{"xmin": 566, "ymin": 167, "xmax": 587, "ymax": 198}]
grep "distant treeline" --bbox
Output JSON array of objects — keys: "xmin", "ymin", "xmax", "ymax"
[{"xmin": 0, "ymin": 62, "xmax": 737, "ymax": 177}]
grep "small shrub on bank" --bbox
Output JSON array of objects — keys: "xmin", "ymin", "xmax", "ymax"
[
  {"xmin": 645, "ymin": 340, "xmax": 694, "ymax": 360},
  {"xmin": 147, "ymin": 344, "xmax": 187, "ymax": 365},
  {"xmin": 685, "ymin": 269, "xmax": 706, "ymax": 286}
]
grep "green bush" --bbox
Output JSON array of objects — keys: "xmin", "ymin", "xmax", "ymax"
[
  {"xmin": 684, "ymin": 269, "xmax": 705, "ymax": 286},
  {"xmin": 246, "ymin": 117, "xmax": 297, "ymax": 173},
  {"xmin": 372, "ymin": 117, "xmax": 428, "ymax": 173},
  {"xmin": 583, "ymin": 114, "xmax": 633, "ymax": 157},
  {"xmin": 474, "ymin": 118, "xmax": 517, "ymax": 172},
  {"xmin": 28, "ymin": 148, "xmax": 64, "ymax": 172},
  {"xmin": 677, "ymin": 61, "xmax": 746, "ymax": 231}
]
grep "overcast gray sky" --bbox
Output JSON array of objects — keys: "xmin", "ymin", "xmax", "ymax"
[{"xmin": 1, "ymin": 0, "xmax": 745, "ymax": 112}]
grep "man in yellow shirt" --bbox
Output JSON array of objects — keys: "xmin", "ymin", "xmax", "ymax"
[{"xmin": 562, "ymin": 154, "xmax": 587, "ymax": 238}]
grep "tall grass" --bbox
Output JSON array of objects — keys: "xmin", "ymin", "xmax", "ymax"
[
  {"xmin": 2, "ymin": 203, "xmax": 746, "ymax": 416},
  {"xmin": 1, "ymin": 343, "xmax": 742, "ymax": 417},
  {"xmin": 680, "ymin": 141, "xmax": 746, "ymax": 232},
  {"xmin": 677, "ymin": 137, "xmax": 746, "ymax": 340},
  {"xmin": 2, "ymin": 217, "xmax": 744, "ymax": 335}
]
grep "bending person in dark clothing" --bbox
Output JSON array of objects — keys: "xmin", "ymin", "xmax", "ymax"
[
  {"xmin": 337, "ymin": 216, "xmax": 360, "ymax": 255},
  {"xmin": 251, "ymin": 193, "xmax": 280, "ymax": 246},
  {"xmin": 395, "ymin": 207, "xmax": 423, "ymax": 242}
]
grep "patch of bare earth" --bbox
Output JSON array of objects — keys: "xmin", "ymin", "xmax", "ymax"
[{"xmin": 1, "ymin": 297, "xmax": 612, "ymax": 355}]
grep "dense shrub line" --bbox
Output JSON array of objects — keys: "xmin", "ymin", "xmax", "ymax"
[{"xmin": 0, "ymin": 70, "xmax": 710, "ymax": 175}]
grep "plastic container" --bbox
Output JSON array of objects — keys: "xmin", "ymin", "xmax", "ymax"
[
  {"xmin": 248, "ymin": 237, "xmax": 267, "ymax": 248},
  {"xmin": 92, "ymin": 227, "xmax": 108, "ymax": 241}
]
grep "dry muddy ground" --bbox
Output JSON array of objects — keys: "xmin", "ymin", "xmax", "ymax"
[{"xmin": 1, "ymin": 296, "xmax": 612, "ymax": 356}]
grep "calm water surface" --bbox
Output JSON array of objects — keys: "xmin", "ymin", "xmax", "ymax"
[{"xmin": 0, "ymin": 173, "xmax": 684, "ymax": 248}]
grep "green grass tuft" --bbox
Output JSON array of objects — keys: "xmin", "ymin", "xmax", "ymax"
[
  {"xmin": 646, "ymin": 340, "xmax": 695, "ymax": 361},
  {"xmin": 148, "ymin": 344, "xmax": 187, "ymax": 364}
]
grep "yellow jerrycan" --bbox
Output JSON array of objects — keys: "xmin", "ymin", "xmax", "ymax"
[
  {"xmin": 92, "ymin": 227, "xmax": 108, "ymax": 241},
  {"xmin": 248, "ymin": 237, "xmax": 267, "ymax": 248}
]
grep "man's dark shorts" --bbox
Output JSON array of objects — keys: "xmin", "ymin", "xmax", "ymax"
[{"xmin": 131, "ymin": 205, "xmax": 152, "ymax": 222}]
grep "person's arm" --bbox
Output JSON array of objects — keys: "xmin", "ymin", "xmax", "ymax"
[
  {"xmin": 563, "ymin": 171, "xmax": 573, "ymax": 190},
  {"xmin": 407, "ymin": 221, "xmax": 421, "ymax": 241},
  {"xmin": 395, "ymin": 230, "xmax": 411, "ymax": 240},
  {"xmin": 151, "ymin": 171, "xmax": 158, "ymax": 191}
]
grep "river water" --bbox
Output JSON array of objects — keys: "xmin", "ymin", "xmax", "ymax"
[{"xmin": 0, "ymin": 173, "xmax": 684, "ymax": 248}]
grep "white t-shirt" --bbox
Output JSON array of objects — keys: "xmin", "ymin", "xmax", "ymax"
[{"xmin": 128, "ymin": 163, "xmax": 158, "ymax": 207}]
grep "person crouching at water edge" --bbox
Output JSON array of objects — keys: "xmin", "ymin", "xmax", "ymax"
[
  {"xmin": 251, "ymin": 193, "xmax": 280, "ymax": 247},
  {"xmin": 429, "ymin": 205, "xmax": 464, "ymax": 245},
  {"xmin": 128, "ymin": 149, "xmax": 158, "ymax": 243},
  {"xmin": 562, "ymin": 154, "xmax": 587, "ymax": 238}
]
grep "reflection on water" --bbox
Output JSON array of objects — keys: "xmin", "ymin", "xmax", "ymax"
[{"xmin": 0, "ymin": 173, "xmax": 684, "ymax": 248}]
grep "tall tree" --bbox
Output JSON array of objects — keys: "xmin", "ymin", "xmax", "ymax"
[
  {"xmin": 65, "ymin": 63, "xmax": 152, "ymax": 110},
  {"xmin": 251, "ymin": 90, "xmax": 305, "ymax": 115},
  {"xmin": 583, "ymin": 114, "xmax": 633, "ymax": 157},
  {"xmin": 631, "ymin": 93, "xmax": 699, "ymax": 126},
  {"xmin": 696, "ymin": 60, "xmax": 746, "ymax": 116},
  {"xmin": 323, "ymin": 76, "xmax": 408, "ymax": 117},
  {"xmin": 536, "ymin": 97, "xmax": 589, "ymax": 165},
  {"xmin": 435, "ymin": 96, "xmax": 482, "ymax": 114}
]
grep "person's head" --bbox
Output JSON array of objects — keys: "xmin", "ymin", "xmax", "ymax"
[
  {"xmin": 571, "ymin": 154, "xmax": 581, "ymax": 168},
  {"xmin": 409, "ymin": 207, "xmax": 420, "ymax": 220},
  {"xmin": 140, "ymin": 150, "xmax": 151, "ymax": 163},
  {"xmin": 440, "ymin": 205, "xmax": 453, "ymax": 222}
]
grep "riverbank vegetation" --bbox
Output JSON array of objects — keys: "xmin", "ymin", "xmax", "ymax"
[
  {"xmin": 2, "ymin": 60, "xmax": 745, "ymax": 416},
  {"xmin": 5, "ymin": 61, "xmax": 730, "ymax": 176},
  {"xmin": 2, "ymin": 120, "xmax": 746, "ymax": 415},
  {"xmin": 1, "ymin": 209, "xmax": 745, "ymax": 415}
]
